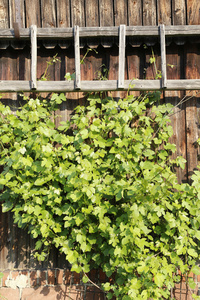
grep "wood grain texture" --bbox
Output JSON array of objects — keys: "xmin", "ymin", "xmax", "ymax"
[
  {"xmin": 31, "ymin": 25, "xmax": 37, "ymax": 89},
  {"xmin": 41, "ymin": 0, "xmax": 56, "ymax": 48},
  {"xmin": 0, "ymin": 0, "xmax": 9, "ymax": 48},
  {"xmin": 56, "ymin": 0, "xmax": 71, "ymax": 27},
  {"xmin": 71, "ymin": 0, "xmax": 85, "ymax": 27},
  {"xmin": 185, "ymin": 45, "xmax": 199, "ymax": 182},
  {"xmin": 114, "ymin": 0, "xmax": 128, "ymax": 26},
  {"xmin": 187, "ymin": 0, "xmax": 200, "ymax": 25},
  {"xmin": 99, "ymin": 0, "xmax": 114, "ymax": 26},
  {"xmin": 172, "ymin": 0, "xmax": 186, "ymax": 25},
  {"xmin": 165, "ymin": 44, "xmax": 186, "ymax": 183},
  {"xmin": 25, "ymin": 0, "xmax": 41, "ymax": 27},
  {"xmin": 41, "ymin": 0, "xmax": 56, "ymax": 27},
  {"xmin": 9, "ymin": 0, "xmax": 25, "ymax": 28},
  {"xmin": 85, "ymin": 0, "xmax": 99, "ymax": 27},
  {"xmin": 118, "ymin": 25, "xmax": 126, "ymax": 88},
  {"xmin": 157, "ymin": 0, "xmax": 172, "ymax": 25},
  {"xmin": 128, "ymin": 0, "xmax": 142, "ymax": 26},
  {"xmin": 160, "ymin": 24, "xmax": 167, "ymax": 88},
  {"xmin": 143, "ymin": 0, "xmax": 157, "ymax": 25}
]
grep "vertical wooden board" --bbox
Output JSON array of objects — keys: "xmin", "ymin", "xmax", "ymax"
[
  {"xmin": 56, "ymin": 0, "xmax": 71, "ymax": 27},
  {"xmin": 126, "ymin": 44, "xmax": 141, "ymax": 97},
  {"xmin": 165, "ymin": 44, "xmax": 187, "ymax": 183},
  {"xmin": 99, "ymin": 0, "xmax": 114, "ymax": 26},
  {"xmin": 99, "ymin": 0, "xmax": 114, "ymax": 47},
  {"xmin": 185, "ymin": 44, "xmax": 199, "ymax": 181},
  {"xmin": 9, "ymin": 0, "xmax": 26, "ymax": 49},
  {"xmin": 0, "ymin": 208, "xmax": 9, "ymax": 270},
  {"xmin": 113, "ymin": 0, "xmax": 128, "ymax": 26},
  {"xmin": 41, "ymin": 0, "xmax": 56, "ymax": 49},
  {"xmin": 71, "ymin": 0, "xmax": 85, "ymax": 27},
  {"xmin": 157, "ymin": 0, "xmax": 172, "ymax": 25},
  {"xmin": 108, "ymin": 44, "xmax": 127, "ymax": 100},
  {"xmin": 185, "ymin": 3, "xmax": 200, "ymax": 182},
  {"xmin": 143, "ymin": 0, "xmax": 157, "ymax": 26},
  {"xmin": 172, "ymin": 0, "xmax": 186, "ymax": 25},
  {"xmin": 187, "ymin": 0, "xmax": 200, "ymax": 25},
  {"xmin": 25, "ymin": 0, "xmax": 41, "ymax": 27},
  {"xmin": 0, "ymin": 0, "xmax": 9, "ymax": 48},
  {"xmin": 56, "ymin": 0, "xmax": 71, "ymax": 48},
  {"xmin": 41, "ymin": 0, "xmax": 56, "ymax": 27},
  {"xmin": 85, "ymin": 0, "xmax": 99, "ymax": 26},
  {"xmin": 128, "ymin": 0, "xmax": 142, "ymax": 25},
  {"xmin": 9, "ymin": 0, "xmax": 25, "ymax": 27}
]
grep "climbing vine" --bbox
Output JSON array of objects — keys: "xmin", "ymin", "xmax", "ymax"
[{"xmin": 1, "ymin": 90, "xmax": 200, "ymax": 299}]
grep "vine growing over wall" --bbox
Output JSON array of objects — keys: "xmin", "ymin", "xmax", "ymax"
[{"xmin": 1, "ymin": 91, "xmax": 200, "ymax": 299}]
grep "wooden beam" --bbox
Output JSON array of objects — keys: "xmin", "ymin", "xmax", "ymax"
[
  {"xmin": 160, "ymin": 24, "xmax": 167, "ymax": 89},
  {"xmin": 118, "ymin": 25, "xmax": 126, "ymax": 89},
  {"xmin": 74, "ymin": 25, "xmax": 81, "ymax": 89},
  {"xmin": 1, "ymin": 25, "xmax": 200, "ymax": 40},
  {"xmin": 30, "ymin": 25, "xmax": 37, "ymax": 89}
]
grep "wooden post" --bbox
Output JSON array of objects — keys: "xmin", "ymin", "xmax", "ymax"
[
  {"xmin": 30, "ymin": 25, "xmax": 37, "ymax": 90},
  {"xmin": 160, "ymin": 24, "xmax": 167, "ymax": 89},
  {"xmin": 74, "ymin": 25, "xmax": 81, "ymax": 89},
  {"xmin": 118, "ymin": 24, "xmax": 126, "ymax": 89}
]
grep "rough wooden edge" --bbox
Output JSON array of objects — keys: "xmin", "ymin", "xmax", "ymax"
[
  {"xmin": 74, "ymin": 25, "xmax": 81, "ymax": 89},
  {"xmin": 1, "ymin": 79, "xmax": 200, "ymax": 93},
  {"xmin": 160, "ymin": 24, "xmax": 167, "ymax": 89},
  {"xmin": 1, "ymin": 25, "xmax": 200, "ymax": 39},
  {"xmin": 30, "ymin": 25, "xmax": 37, "ymax": 89},
  {"xmin": 118, "ymin": 25, "xmax": 126, "ymax": 89}
]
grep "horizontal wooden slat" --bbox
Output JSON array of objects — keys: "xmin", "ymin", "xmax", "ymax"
[
  {"xmin": 1, "ymin": 79, "xmax": 200, "ymax": 92},
  {"xmin": 1, "ymin": 25, "xmax": 200, "ymax": 40}
]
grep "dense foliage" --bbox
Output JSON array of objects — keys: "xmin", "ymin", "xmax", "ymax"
[{"xmin": 1, "ymin": 92, "xmax": 200, "ymax": 299}]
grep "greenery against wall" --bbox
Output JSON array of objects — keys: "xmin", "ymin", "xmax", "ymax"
[{"xmin": 1, "ymin": 91, "xmax": 200, "ymax": 299}]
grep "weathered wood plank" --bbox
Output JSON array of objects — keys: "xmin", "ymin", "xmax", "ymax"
[
  {"xmin": 160, "ymin": 24, "xmax": 167, "ymax": 88},
  {"xmin": 128, "ymin": 0, "xmax": 142, "ymax": 26},
  {"xmin": 41, "ymin": 0, "xmax": 56, "ymax": 49},
  {"xmin": 85, "ymin": 0, "xmax": 99, "ymax": 27},
  {"xmin": 165, "ymin": 44, "xmax": 187, "ymax": 183},
  {"xmin": 71, "ymin": 0, "xmax": 85, "ymax": 27},
  {"xmin": 74, "ymin": 26, "xmax": 81, "ymax": 89},
  {"xmin": 187, "ymin": 0, "xmax": 200, "ymax": 25},
  {"xmin": 2, "ymin": 25, "xmax": 200, "ymax": 40},
  {"xmin": 9, "ymin": 0, "xmax": 25, "ymax": 49},
  {"xmin": 56, "ymin": 0, "xmax": 71, "ymax": 48},
  {"xmin": 0, "ymin": 0, "xmax": 9, "ymax": 48},
  {"xmin": 56, "ymin": 0, "xmax": 71, "ymax": 27},
  {"xmin": 30, "ymin": 25, "xmax": 37, "ymax": 89},
  {"xmin": 172, "ymin": 0, "xmax": 186, "ymax": 25},
  {"xmin": 118, "ymin": 25, "xmax": 126, "ymax": 89},
  {"xmin": 157, "ymin": 0, "xmax": 172, "ymax": 25},
  {"xmin": 25, "ymin": 0, "xmax": 41, "ymax": 27},
  {"xmin": 99, "ymin": 0, "xmax": 114, "ymax": 26},
  {"xmin": 143, "ymin": 0, "xmax": 157, "ymax": 26},
  {"xmin": 114, "ymin": 0, "xmax": 128, "ymax": 26},
  {"xmin": 2, "ymin": 78, "xmax": 200, "ymax": 93},
  {"xmin": 185, "ymin": 45, "xmax": 199, "ymax": 182}
]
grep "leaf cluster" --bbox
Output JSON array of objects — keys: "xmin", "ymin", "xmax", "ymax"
[{"xmin": 1, "ymin": 92, "xmax": 200, "ymax": 299}]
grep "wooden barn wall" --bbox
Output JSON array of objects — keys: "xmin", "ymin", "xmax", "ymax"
[{"xmin": 0, "ymin": 0, "xmax": 200, "ymax": 271}]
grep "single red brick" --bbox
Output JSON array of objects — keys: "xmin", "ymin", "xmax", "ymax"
[
  {"xmin": 2, "ymin": 270, "xmax": 10, "ymax": 287},
  {"xmin": 30, "ymin": 270, "xmax": 37, "ymax": 287},
  {"xmin": 48, "ymin": 269, "xmax": 55, "ymax": 285},
  {"xmin": 56, "ymin": 269, "xmax": 63, "ymax": 285},
  {"xmin": 89, "ymin": 269, "xmax": 97, "ymax": 282},
  {"xmin": 99, "ymin": 269, "xmax": 106, "ymax": 282},
  {"xmin": 64, "ymin": 269, "xmax": 71, "ymax": 285},
  {"xmin": 39, "ymin": 270, "xmax": 47, "ymax": 286},
  {"xmin": 73, "ymin": 272, "xmax": 80, "ymax": 284}
]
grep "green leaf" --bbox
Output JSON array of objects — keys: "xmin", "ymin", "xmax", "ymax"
[
  {"xmin": 188, "ymin": 277, "xmax": 196, "ymax": 289},
  {"xmin": 191, "ymin": 265, "xmax": 200, "ymax": 275}
]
